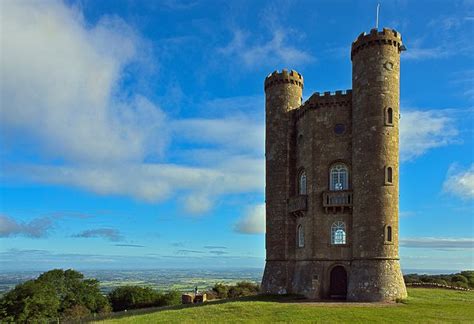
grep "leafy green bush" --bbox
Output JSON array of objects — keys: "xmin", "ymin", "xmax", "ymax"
[
  {"xmin": 108, "ymin": 286, "xmax": 181, "ymax": 311},
  {"xmin": 211, "ymin": 281, "xmax": 260, "ymax": 299},
  {"xmin": 0, "ymin": 269, "xmax": 110, "ymax": 322}
]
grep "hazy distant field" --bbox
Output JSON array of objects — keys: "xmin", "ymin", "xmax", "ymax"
[
  {"xmin": 98, "ymin": 288, "xmax": 473, "ymax": 323},
  {"xmin": 0, "ymin": 268, "xmax": 263, "ymax": 295}
]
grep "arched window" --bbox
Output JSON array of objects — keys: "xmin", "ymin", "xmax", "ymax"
[
  {"xmin": 299, "ymin": 170, "xmax": 307, "ymax": 195},
  {"xmin": 330, "ymin": 164, "xmax": 348, "ymax": 191},
  {"xmin": 297, "ymin": 225, "xmax": 304, "ymax": 247},
  {"xmin": 386, "ymin": 107, "xmax": 394, "ymax": 125},
  {"xmin": 331, "ymin": 221, "xmax": 346, "ymax": 245}
]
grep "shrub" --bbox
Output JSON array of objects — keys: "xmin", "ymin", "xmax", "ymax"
[
  {"xmin": 108, "ymin": 287, "xmax": 181, "ymax": 311},
  {"xmin": 212, "ymin": 283, "xmax": 230, "ymax": 299},
  {"xmin": 211, "ymin": 282, "xmax": 259, "ymax": 299},
  {"xmin": 452, "ymin": 275, "xmax": 468, "ymax": 284},
  {"xmin": 158, "ymin": 290, "xmax": 181, "ymax": 307},
  {"xmin": 108, "ymin": 286, "xmax": 159, "ymax": 311}
]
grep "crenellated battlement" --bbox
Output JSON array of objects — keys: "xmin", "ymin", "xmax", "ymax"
[
  {"xmin": 264, "ymin": 69, "xmax": 304, "ymax": 90},
  {"xmin": 295, "ymin": 90, "xmax": 352, "ymax": 120},
  {"xmin": 303, "ymin": 89, "xmax": 352, "ymax": 107},
  {"xmin": 351, "ymin": 28, "xmax": 403, "ymax": 60}
]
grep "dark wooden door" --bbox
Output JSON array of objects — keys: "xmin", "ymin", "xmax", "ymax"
[{"xmin": 330, "ymin": 266, "xmax": 347, "ymax": 299}]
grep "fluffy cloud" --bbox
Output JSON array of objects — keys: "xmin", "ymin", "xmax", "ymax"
[
  {"xmin": 443, "ymin": 164, "xmax": 474, "ymax": 199},
  {"xmin": 0, "ymin": 215, "xmax": 54, "ymax": 238},
  {"xmin": 6, "ymin": 158, "xmax": 263, "ymax": 205},
  {"xmin": 400, "ymin": 109, "xmax": 458, "ymax": 161},
  {"xmin": 234, "ymin": 204, "xmax": 265, "ymax": 234},
  {"xmin": 219, "ymin": 29, "xmax": 313, "ymax": 68},
  {"xmin": 73, "ymin": 228, "xmax": 124, "ymax": 242},
  {"xmin": 0, "ymin": 1, "xmax": 265, "ymax": 214},
  {"xmin": 0, "ymin": 1, "xmax": 166, "ymax": 164}
]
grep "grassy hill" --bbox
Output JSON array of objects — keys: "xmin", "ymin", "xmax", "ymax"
[{"xmin": 96, "ymin": 288, "xmax": 473, "ymax": 323}]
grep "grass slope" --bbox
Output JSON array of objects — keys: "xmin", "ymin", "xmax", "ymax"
[{"xmin": 99, "ymin": 288, "xmax": 474, "ymax": 323}]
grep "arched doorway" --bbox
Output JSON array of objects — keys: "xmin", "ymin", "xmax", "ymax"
[{"xmin": 329, "ymin": 266, "xmax": 347, "ymax": 299}]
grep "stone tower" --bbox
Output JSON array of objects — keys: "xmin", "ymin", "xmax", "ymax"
[
  {"xmin": 261, "ymin": 28, "xmax": 407, "ymax": 301},
  {"xmin": 261, "ymin": 70, "xmax": 303, "ymax": 294},
  {"xmin": 348, "ymin": 28, "xmax": 407, "ymax": 301}
]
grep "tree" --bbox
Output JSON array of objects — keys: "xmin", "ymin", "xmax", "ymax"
[
  {"xmin": 0, "ymin": 280, "xmax": 60, "ymax": 322},
  {"xmin": 0, "ymin": 269, "xmax": 110, "ymax": 322}
]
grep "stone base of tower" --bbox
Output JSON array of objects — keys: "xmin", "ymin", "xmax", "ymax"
[
  {"xmin": 347, "ymin": 259, "xmax": 407, "ymax": 302},
  {"xmin": 261, "ymin": 261, "xmax": 291, "ymax": 295}
]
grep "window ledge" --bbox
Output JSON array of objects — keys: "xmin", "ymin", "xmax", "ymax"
[{"xmin": 329, "ymin": 243, "xmax": 351, "ymax": 248}]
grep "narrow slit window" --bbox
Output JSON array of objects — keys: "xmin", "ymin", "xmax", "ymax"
[
  {"xmin": 387, "ymin": 226, "xmax": 392, "ymax": 242},
  {"xmin": 386, "ymin": 107, "xmax": 394, "ymax": 125},
  {"xmin": 298, "ymin": 225, "xmax": 304, "ymax": 247},
  {"xmin": 299, "ymin": 170, "xmax": 307, "ymax": 195},
  {"xmin": 386, "ymin": 166, "xmax": 393, "ymax": 184}
]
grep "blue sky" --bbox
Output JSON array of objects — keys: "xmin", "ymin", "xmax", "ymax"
[{"xmin": 0, "ymin": 0, "xmax": 473, "ymax": 272}]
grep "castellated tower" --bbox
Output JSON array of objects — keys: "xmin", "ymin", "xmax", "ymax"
[
  {"xmin": 348, "ymin": 28, "xmax": 407, "ymax": 301},
  {"xmin": 261, "ymin": 70, "xmax": 303, "ymax": 294},
  {"xmin": 261, "ymin": 28, "xmax": 407, "ymax": 301}
]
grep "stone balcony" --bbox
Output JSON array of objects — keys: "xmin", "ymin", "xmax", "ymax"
[
  {"xmin": 322, "ymin": 190, "xmax": 353, "ymax": 213},
  {"xmin": 288, "ymin": 195, "xmax": 307, "ymax": 216}
]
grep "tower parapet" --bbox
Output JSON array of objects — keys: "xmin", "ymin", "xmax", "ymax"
[
  {"xmin": 264, "ymin": 69, "xmax": 304, "ymax": 91},
  {"xmin": 351, "ymin": 28, "xmax": 403, "ymax": 60}
]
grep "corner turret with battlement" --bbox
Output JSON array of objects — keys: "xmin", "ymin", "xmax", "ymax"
[{"xmin": 261, "ymin": 28, "xmax": 407, "ymax": 302}]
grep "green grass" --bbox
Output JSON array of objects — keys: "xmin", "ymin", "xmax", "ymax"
[{"xmin": 98, "ymin": 288, "xmax": 474, "ymax": 323}]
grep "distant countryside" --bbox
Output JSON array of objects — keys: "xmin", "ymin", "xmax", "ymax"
[{"xmin": 0, "ymin": 268, "xmax": 472, "ymax": 322}]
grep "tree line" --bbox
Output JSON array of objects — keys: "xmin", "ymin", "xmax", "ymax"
[{"xmin": 403, "ymin": 271, "xmax": 473, "ymax": 289}]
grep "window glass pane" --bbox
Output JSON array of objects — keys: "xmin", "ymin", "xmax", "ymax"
[
  {"xmin": 299, "ymin": 172, "xmax": 307, "ymax": 195},
  {"xmin": 330, "ymin": 164, "xmax": 348, "ymax": 191},
  {"xmin": 298, "ymin": 225, "xmax": 304, "ymax": 247},
  {"xmin": 331, "ymin": 221, "xmax": 346, "ymax": 245}
]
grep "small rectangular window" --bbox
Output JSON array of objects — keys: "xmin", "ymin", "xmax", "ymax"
[
  {"xmin": 387, "ymin": 226, "xmax": 392, "ymax": 242},
  {"xmin": 385, "ymin": 166, "xmax": 393, "ymax": 185}
]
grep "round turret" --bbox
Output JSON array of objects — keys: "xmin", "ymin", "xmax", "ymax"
[
  {"xmin": 348, "ymin": 28, "xmax": 407, "ymax": 302},
  {"xmin": 261, "ymin": 69, "xmax": 303, "ymax": 295},
  {"xmin": 264, "ymin": 69, "xmax": 304, "ymax": 91}
]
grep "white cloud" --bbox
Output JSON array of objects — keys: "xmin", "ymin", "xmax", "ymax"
[
  {"xmin": 0, "ymin": 1, "xmax": 265, "ymax": 215},
  {"xmin": 0, "ymin": 1, "xmax": 166, "ymax": 164},
  {"xmin": 400, "ymin": 237, "xmax": 474, "ymax": 249},
  {"xmin": 400, "ymin": 109, "xmax": 459, "ymax": 161},
  {"xmin": 6, "ymin": 159, "xmax": 264, "ymax": 208},
  {"xmin": 182, "ymin": 194, "xmax": 213, "ymax": 215},
  {"xmin": 219, "ymin": 29, "xmax": 313, "ymax": 68},
  {"xmin": 443, "ymin": 164, "xmax": 474, "ymax": 199},
  {"xmin": 234, "ymin": 204, "xmax": 265, "ymax": 234}
]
